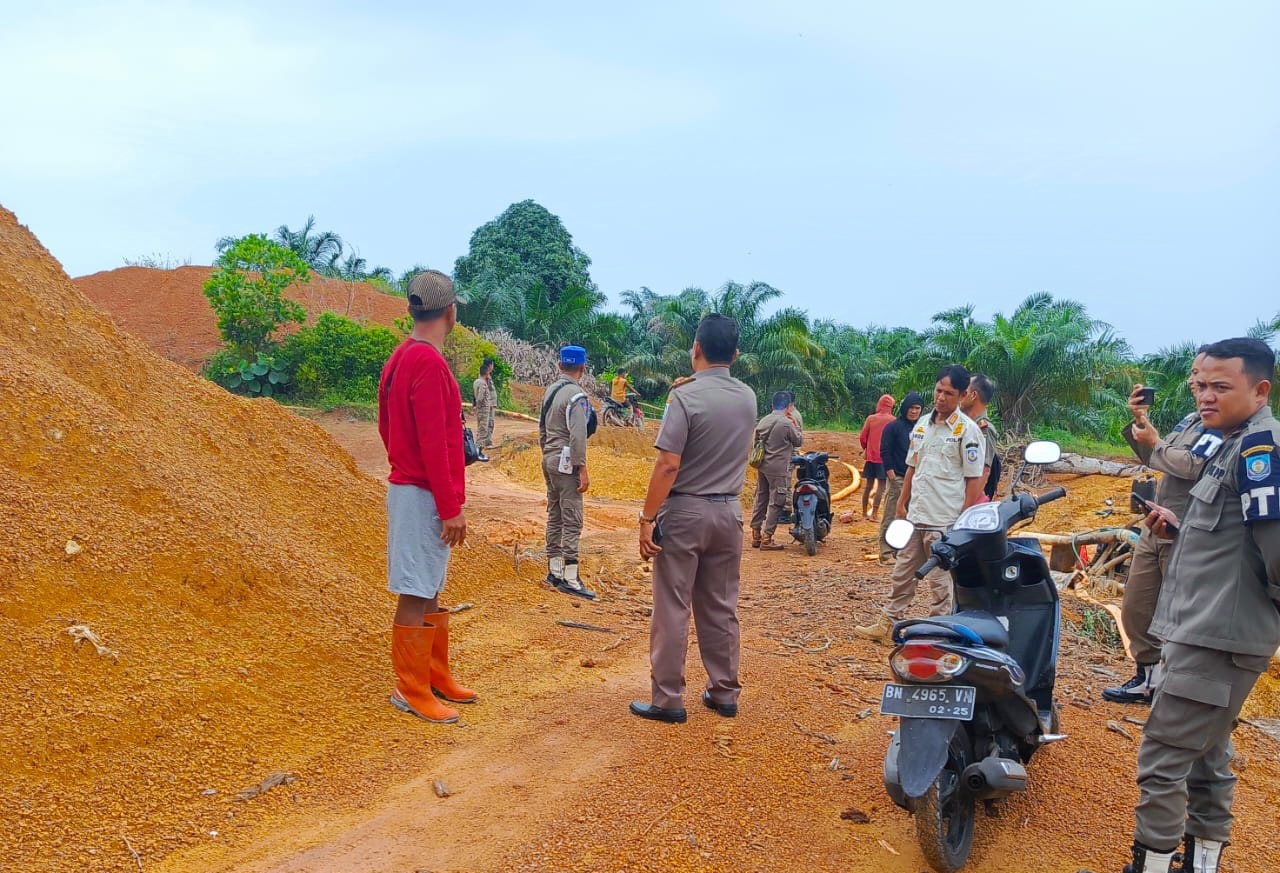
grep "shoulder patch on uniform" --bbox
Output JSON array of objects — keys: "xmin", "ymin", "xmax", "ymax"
[
  {"xmin": 1171, "ymin": 413, "xmax": 1197, "ymax": 434},
  {"xmin": 1240, "ymin": 432, "xmax": 1280, "ymax": 524},
  {"xmin": 670, "ymin": 376, "xmax": 695, "ymax": 390},
  {"xmin": 1191, "ymin": 430, "xmax": 1224, "ymax": 460},
  {"xmin": 965, "ymin": 445, "xmax": 980, "ymax": 463}
]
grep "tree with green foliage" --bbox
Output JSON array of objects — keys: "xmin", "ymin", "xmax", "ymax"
[
  {"xmin": 202, "ymin": 234, "xmax": 309, "ymax": 360},
  {"xmin": 454, "ymin": 200, "xmax": 597, "ymax": 308},
  {"xmin": 620, "ymin": 282, "xmax": 846, "ymax": 416},
  {"xmin": 907, "ymin": 293, "xmax": 1132, "ymax": 435}
]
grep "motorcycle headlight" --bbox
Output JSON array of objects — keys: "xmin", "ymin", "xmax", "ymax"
[{"xmin": 953, "ymin": 503, "xmax": 1001, "ymax": 533}]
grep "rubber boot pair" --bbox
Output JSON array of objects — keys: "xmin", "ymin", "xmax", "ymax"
[{"xmin": 390, "ymin": 611, "xmax": 477, "ymax": 723}]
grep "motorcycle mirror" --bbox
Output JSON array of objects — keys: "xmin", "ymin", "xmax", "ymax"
[
  {"xmin": 1023, "ymin": 441, "xmax": 1062, "ymax": 465},
  {"xmin": 884, "ymin": 519, "xmax": 914, "ymax": 551}
]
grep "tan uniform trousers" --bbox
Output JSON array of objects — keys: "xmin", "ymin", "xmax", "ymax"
[
  {"xmin": 749, "ymin": 467, "xmax": 789, "ymax": 538},
  {"xmin": 883, "ymin": 527, "xmax": 952, "ymax": 620},
  {"xmin": 877, "ymin": 477, "xmax": 905, "ymax": 560},
  {"xmin": 476, "ymin": 406, "xmax": 495, "ymax": 448},
  {"xmin": 542, "ymin": 453, "xmax": 583, "ymax": 562},
  {"xmin": 1121, "ymin": 531, "xmax": 1172, "ymax": 666},
  {"xmin": 1135, "ymin": 642, "xmax": 1268, "ymax": 849},
  {"xmin": 650, "ymin": 495, "xmax": 744, "ymax": 710}
]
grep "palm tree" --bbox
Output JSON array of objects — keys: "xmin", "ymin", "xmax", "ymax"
[{"xmin": 273, "ymin": 216, "xmax": 345, "ymax": 273}]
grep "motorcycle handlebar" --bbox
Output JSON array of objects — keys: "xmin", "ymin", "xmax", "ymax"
[
  {"xmin": 914, "ymin": 556, "xmax": 940, "ymax": 580},
  {"xmin": 1036, "ymin": 487, "xmax": 1067, "ymax": 505}
]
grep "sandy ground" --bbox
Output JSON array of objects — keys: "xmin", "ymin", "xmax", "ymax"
[{"xmin": 147, "ymin": 413, "xmax": 1280, "ymax": 873}]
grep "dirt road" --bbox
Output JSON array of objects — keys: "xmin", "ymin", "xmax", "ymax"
[{"xmin": 153, "ymin": 414, "xmax": 1280, "ymax": 873}]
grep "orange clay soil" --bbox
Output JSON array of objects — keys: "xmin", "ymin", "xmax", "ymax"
[
  {"xmin": 4, "ymin": 206, "xmax": 1278, "ymax": 873},
  {"xmin": 73, "ymin": 265, "xmax": 407, "ymax": 371}
]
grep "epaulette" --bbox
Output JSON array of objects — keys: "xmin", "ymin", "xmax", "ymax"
[{"xmin": 670, "ymin": 375, "xmax": 696, "ymax": 390}]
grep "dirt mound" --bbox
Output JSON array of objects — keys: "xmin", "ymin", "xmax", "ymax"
[
  {"xmin": 73, "ymin": 265, "xmax": 407, "ymax": 371},
  {"xmin": 0, "ymin": 207, "xmax": 532, "ymax": 872}
]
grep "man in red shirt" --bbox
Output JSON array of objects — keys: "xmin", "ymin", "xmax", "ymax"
[
  {"xmin": 378, "ymin": 270, "xmax": 475, "ymax": 724},
  {"xmin": 859, "ymin": 394, "xmax": 896, "ymax": 520}
]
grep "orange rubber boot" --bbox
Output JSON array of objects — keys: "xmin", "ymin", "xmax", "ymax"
[
  {"xmin": 390, "ymin": 624, "xmax": 459, "ymax": 723},
  {"xmin": 425, "ymin": 611, "xmax": 478, "ymax": 703}
]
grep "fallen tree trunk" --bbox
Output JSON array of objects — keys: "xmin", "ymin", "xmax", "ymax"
[
  {"xmin": 1015, "ymin": 529, "xmax": 1140, "ymax": 547},
  {"xmin": 1046, "ymin": 453, "xmax": 1147, "ymax": 477}
]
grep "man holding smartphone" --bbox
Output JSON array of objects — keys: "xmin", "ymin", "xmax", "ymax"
[
  {"xmin": 1105, "ymin": 352, "xmax": 1208, "ymax": 704},
  {"xmin": 1107, "ymin": 338, "xmax": 1280, "ymax": 873}
]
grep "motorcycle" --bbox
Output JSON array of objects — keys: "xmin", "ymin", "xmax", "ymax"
[
  {"xmin": 786, "ymin": 451, "xmax": 837, "ymax": 556},
  {"xmin": 602, "ymin": 392, "xmax": 644, "ymax": 429},
  {"xmin": 879, "ymin": 440, "xmax": 1067, "ymax": 872}
]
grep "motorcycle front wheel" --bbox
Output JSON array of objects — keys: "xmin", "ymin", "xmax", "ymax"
[
  {"xmin": 602, "ymin": 407, "xmax": 626, "ymax": 427},
  {"xmin": 915, "ymin": 727, "xmax": 975, "ymax": 872}
]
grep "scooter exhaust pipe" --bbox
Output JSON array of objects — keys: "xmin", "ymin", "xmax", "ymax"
[{"xmin": 962, "ymin": 756, "xmax": 1028, "ymax": 797}]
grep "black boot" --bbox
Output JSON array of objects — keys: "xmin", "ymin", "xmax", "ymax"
[
  {"xmin": 1103, "ymin": 663, "xmax": 1160, "ymax": 704},
  {"xmin": 1120, "ymin": 841, "xmax": 1177, "ymax": 873},
  {"xmin": 1173, "ymin": 835, "xmax": 1225, "ymax": 873}
]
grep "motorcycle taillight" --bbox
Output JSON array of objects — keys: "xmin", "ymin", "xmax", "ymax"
[
  {"xmin": 891, "ymin": 642, "xmax": 968, "ymax": 682},
  {"xmin": 796, "ymin": 483, "xmax": 818, "ymax": 495}
]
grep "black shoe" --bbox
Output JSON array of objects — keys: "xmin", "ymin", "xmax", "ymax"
[
  {"xmin": 702, "ymin": 690, "xmax": 738, "ymax": 718},
  {"xmin": 555, "ymin": 579, "xmax": 597, "ymax": 600},
  {"xmin": 629, "ymin": 701, "xmax": 687, "ymax": 724},
  {"xmin": 1103, "ymin": 664, "xmax": 1158, "ymax": 704}
]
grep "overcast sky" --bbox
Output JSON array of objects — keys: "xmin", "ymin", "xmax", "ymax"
[{"xmin": 2, "ymin": 1, "xmax": 1277, "ymax": 353}]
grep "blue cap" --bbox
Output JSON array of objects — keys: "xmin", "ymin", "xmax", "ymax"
[{"xmin": 559, "ymin": 345, "xmax": 587, "ymax": 366}]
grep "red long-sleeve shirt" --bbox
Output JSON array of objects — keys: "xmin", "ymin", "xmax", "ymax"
[{"xmin": 378, "ymin": 338, "xmax": 466, "ymax": 519}]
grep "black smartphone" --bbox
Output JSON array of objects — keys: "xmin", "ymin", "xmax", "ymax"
[
  {"xmin": 1136, "ymin": 387, "xmax": 1155, "ymax": 406},
  {"xmin": 1133, "ymin": 494, "xmax": 1179, "ymax": 534},
  {"xmin": 651, "ymin": 521, "xmax": 663, "ymax": 546}
]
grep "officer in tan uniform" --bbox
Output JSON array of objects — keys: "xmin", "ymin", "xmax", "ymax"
[
  {"xmin": 539, "ymin": 345, "xmax": 595, "ymax": 600},
  {"xmin": 1104, "ymin": 338, "xmax": 1280, "ymax": 873},
  {"xmin": 630, "ymin": 314, "xmax": 758, "ymax": 723},
  {"xmin": 854, "ymin": 364, "xmax": 985, "ymax": 643},
  {"xmin": 750, "ymin": 390, "xmax": 803, "ymax": 550},
  {"xmin": 472, "ymin": 357, "xmax": 498, "ymax": 450},
  {"xmin": 1103, "ymin": 353, "xmax": 1208, "ymax": 704}
]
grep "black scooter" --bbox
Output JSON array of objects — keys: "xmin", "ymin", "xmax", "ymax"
[
  {"xmin": 787, "ymin": 451, "xmax": 837, "ymax": 556},
  {"xmin": 879, "ymin": 441, "xmax": 1067, "ymax": 872}
]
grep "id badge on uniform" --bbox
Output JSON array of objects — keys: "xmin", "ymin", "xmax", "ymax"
[{"xmin": 558, "ymin": 445, "xmax": 574, "ymax": 474}]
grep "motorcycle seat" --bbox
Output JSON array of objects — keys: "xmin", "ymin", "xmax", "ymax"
[{"xmin": 897, "ymin": 611, "xmax": 1009, "ymax": 649}]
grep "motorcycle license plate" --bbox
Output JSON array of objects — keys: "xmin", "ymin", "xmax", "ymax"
[{"xmin": 880, "ymin": 684, "xmax": 977, "ymax": 720}]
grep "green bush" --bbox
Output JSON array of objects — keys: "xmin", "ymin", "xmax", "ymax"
[
  {"xmin": 277, "ymin": 312, "xmax": 400, "ymax": 404},
  {"xmin": 205, "ymin": 350, "xmax": 290, "ymax": 398},
  {"xmin": 202, "ymin": 234, "xmax": 309, "ymax": 359}
]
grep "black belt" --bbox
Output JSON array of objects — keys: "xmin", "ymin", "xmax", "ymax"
[{"xmin": 669, "ymin": 491, "xmax": 737, "ymax": 502}]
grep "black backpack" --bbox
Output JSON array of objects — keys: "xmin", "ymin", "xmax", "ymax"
[{"xmin": 983, "ymin": 452, "xmax": 1002, "ymax": 499}]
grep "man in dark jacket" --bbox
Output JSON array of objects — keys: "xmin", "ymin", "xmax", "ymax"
[{"xmin": 876, "ymin": 391, "xmax": 924, "ymax": 562}]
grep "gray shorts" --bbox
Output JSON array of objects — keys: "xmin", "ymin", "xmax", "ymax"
[{"xmin": 386, "ymin": 484, "xmax": 451, "ymax": 599}]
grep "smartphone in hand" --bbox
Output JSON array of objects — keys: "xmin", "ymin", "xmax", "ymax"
[
  {"xmin": 1135, "ymin": 387, "xmax": 1156, "ymax": 406},
  {"xmin": 1134, "ymin": 494, "xmax": 1179, "ymax": 535}
]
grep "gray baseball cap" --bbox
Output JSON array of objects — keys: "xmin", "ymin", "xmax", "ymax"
[{"xmin": 407, "ymin": 270, "xmax": 461, "ymax": 311}]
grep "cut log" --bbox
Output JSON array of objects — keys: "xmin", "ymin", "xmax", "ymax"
[
  {"xmin": 1016, "ymin": 529, "xmax": 1140, "ymax": 547},
  {"xmin": 1045, "ymin": 453, "xmax": 1148, "ymax": 477}
]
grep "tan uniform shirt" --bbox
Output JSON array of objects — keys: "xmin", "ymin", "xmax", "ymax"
[
  {"xmin": 1127, "ymin": 413, "xmax": 1207, "ymax": 523},
  {"xmin": 754, "ymin": 410, "xmax": 803, "ymax": 479},
  {"xmin": 974, "ymin": 414, "xmax": 998, "ymax": 470},
  {"xmin": 539, "ymin": 378, "xmax": 590, "ymax": 467},
  {"xmin": 905, "ymin": 409, "xmax": 985, "ymax": 528},
  {"xmin": 655, "ymin": 368, "xmax": 757, "ymax": 496},
  {"xmin": 472, "ymin": 376, "xmax": 497, "ymax": 411},
  {"xmin": 1150, "ymin": 407, "xmax": 1280, "ymax": 657}
]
